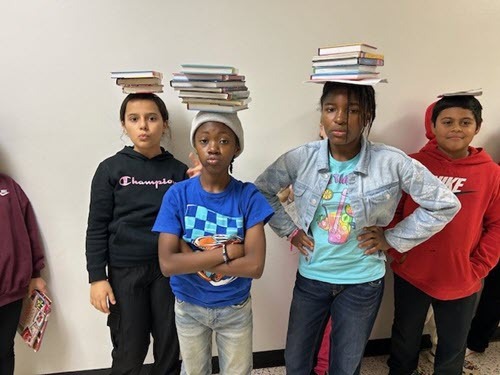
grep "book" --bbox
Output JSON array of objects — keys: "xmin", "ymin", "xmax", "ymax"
[
  {"xmin": 172, "ymin": 73, "xmax": 244, "ymax": 82},
  {"xmin": 438, "ymin": 88, "xmax": 483, "ymax": 97},
  {"xmin": 173, "ymin": 86, "xmax": 248, "ymax": 93},
  {"xmin": 306, "ymin": 78, "xmax": 387, "ymax": 85},
  {"xmin": 310, "ymin": 72, "xmax": 379, "ymax": 81},
  {"xmin": 122, "ymin": 85, "xmax": 164, "ymax": 94},
  {"xmin": 318, "ymin": 43, "xmax": 377, "ymax": 56},
  {"xmin": 111, "ymin": 70, "xmax": 163, "ymax": 79},
  {"xmin": 170, "ymin": 80, "xmax": 246, "ymax": 89},
  {"xmin": 313, "ymin": 65, "xmax": 378, "ymax": 74},
  {"xmin": 186, "ymin": 102, "xmax": 248, "ymax": 113},
  {"xmin": 180, "ymin": 64, "xmax": 238, "ymax": 75},
  {"xmin": 312, "ymin": 57, "xmax": 384, "ymax": 68},
  {"xmin": 17, "ymin": 290, "xmax": 52, "ymax": 352},
  {"xmin": 181, "ymin": 97, "xmax": 252, "ymax": 106},
  {"xmin": 179, "ymin": 90, "xmax": 250, "ymax": 100},
  {"xmin": 312, "ymin": 51, "xmax": 384, "ymax": 61},
  {"xmin": 116, "ymin": 77, "xmax": 162, "ymax": 86}
]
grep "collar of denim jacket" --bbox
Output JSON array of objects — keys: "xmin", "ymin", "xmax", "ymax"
[
  {"xmin": 318, "ymin": 139, "xmax": 330, "ymax": 173},
  {"xmin": 354, "ymin": 136, "xmax": 370, "ymax": 175}
]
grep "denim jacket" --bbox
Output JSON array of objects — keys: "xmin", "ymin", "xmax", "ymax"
[{"xmin": 255, "ymin": 137, "xmax": 461, "ymax": 253}]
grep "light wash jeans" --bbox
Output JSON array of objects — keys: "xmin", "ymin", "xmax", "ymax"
[{"xmin": 174, "ymin": 297, "xmax": 253, "ymax": 375}]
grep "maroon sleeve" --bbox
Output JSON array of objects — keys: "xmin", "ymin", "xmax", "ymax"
[{"xmin": 15, "ymin": 181, "xmax": 45, "ymax": 277}]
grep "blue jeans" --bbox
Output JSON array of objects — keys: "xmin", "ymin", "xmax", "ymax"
[
  {"xmin": 174, "ymin": 297, "xmax": 253, "ymax": 375},
  {"xmin": 285, "ymin": 272, "xmax": 384, "ymax": 375}
]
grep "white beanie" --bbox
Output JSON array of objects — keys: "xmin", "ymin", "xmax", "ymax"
[{"xmin": 190, "ymin": 111, "xmax": 244, "ymax": 157}]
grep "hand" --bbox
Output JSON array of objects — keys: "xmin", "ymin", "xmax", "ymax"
[
  {"xmin": 358, "ymin": 226, "xmax": 391, "ymax": 255},
  {"xmin": 28, "ymin": 277, "xmax": 47, "ymax": 296},
  {"xmin": 90, "ymin": 280, "xmax": 116, "ymax": 314},
  {"xmin": 290, "ymin": 230, "xmax": 315, "ymax": 257},
  {"xmin": 186, "ymin": 152, "xmax": 202, "ymax": 178},
  {"xmin": 226, "ymin": 243, "xmax": 245, "ymax": 260}
]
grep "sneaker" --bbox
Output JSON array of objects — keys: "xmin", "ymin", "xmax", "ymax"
[
  {"xmin": 462, "ymin": 358, "xmax": 480, "ymax": 375},
  {"xmin": 465, "ymin": 348, "xmax": 477, "ymax": 357},
  {"xmin": 423, "ymin": 349, "xmax": 435, "ymax": 364}
]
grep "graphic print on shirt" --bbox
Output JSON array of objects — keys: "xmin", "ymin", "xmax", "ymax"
[
  {"xmin": 183, "ymin": 204, "xmax": 244, "ymax": 286},
  {"xmin": 316, "ymin": 186, "xmax": 356, "ymax": 245},
  {"xmin": 436, "ymin": 176, "xmax": 474, "ymax": 195},
  {"xmin": 0, "ymin": 189, "xmax": 9, "ymax": 196}
]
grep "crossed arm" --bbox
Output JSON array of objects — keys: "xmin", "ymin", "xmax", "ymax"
[{"xmin": 158, "ymin": 222, "xmax": 267, "ymax": 279}]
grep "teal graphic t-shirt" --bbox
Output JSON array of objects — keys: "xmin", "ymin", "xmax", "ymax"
[{"xmin": 299, "ymin": 153, "xmax": 385, "ymax": 284}]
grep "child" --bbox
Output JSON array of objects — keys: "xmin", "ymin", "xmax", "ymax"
[
  {"xmin": 387, "ymin": 94, "xmax": 500, "ymax": 375},
  {"xmin": 254, "ymin": 81, "xmax": 461, "ymax": 375},
  {"xmin": 153, "ymin": 111, "xmax": 273, "ymax": 375},
  {"xmin": 0, "ymin": 173, "xmax": 47, "ymax": 375},
  {"xmin": 85, "ymin": 93, "xmax": 187, "ymax": 374}
]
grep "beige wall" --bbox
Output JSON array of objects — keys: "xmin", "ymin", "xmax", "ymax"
[{"xmin": 1, "ymin": 1, "xmax": 499, "ymax": 373}]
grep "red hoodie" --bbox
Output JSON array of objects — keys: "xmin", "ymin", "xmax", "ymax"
[
  {"xmin": 390, "ymin": 141, "xmax": 500, "ymax": 300},
  {"xmin": 0, "ymin": 174, "xmax": 45, "ymax": 307}
]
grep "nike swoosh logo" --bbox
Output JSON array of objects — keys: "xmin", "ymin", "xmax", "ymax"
[{"xmin": 454, "ymin": 191, "xmax": 476, "ymax": 196}]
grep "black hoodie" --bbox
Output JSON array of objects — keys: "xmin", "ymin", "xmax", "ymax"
[{"xmin": 85, "ymin": 147, "xmax": 188, "ymax": 283}]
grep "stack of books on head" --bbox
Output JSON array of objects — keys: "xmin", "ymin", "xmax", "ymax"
[
  {"xmin": 309, "ymin": 43, "xmax": 384, "ymax": 83},
  {"xmin": 111, "ymin": 70, "xmax": 164, "ymax": 94},
  {"xmin": 171, "ymin": 64, "xmax": 250, "ymax": 113}
]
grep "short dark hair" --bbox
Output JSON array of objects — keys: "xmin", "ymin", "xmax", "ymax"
[
  {"xmin": 431, "ymin": 96, "xmax": 482, "ymax": 127},
  {"xmin": 119, "ymin": 93, "xmax": 169, "ymax": 123},
  {"xmin": 320, "ymin": 82, "xmax": 376, "ymax": 134}
]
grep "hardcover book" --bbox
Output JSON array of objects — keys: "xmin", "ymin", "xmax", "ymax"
[
  {"xmin": 312, "ymin": 58, "xmax": 384, "ymax": 68},
  {"xmin": 116, "ymin": 77, "xmax": 162, "ymax": 86},
  {"xmin": 186, "ymin": 102, "xmax": 248, "ymax": 113},
  {"xmin": 181, "ymin": 97, "xmax": 252, "ymax": 106},
  {"xmin": 310, "ymin": 72, "xmax": 379, "ymax": 81},
  {"xmin": 111, "ymin": 70, "xmax": 163, "ymax": 79},
  {"xmin": 170, "ymin": 80, "xmax": 246, "ymax": 89},
  {"xmin": 180, "ymin": 64, "xmax": 238, "ymax": 75},
  {"xmin": 179, "ymin": 90, "xmax": 250, "ymax": 100},
  {"xmin": 173, "ymin": 73, "xmax": 244, "ymax": 82},
  {"xmin": 17, "ymin": 290, "xmax": 52, "ymax": 352},
  {"xmin": 313, "ymin": 65, "xmax": 378, "ymax": 74},
  {"xmin": 312, "ymin": 51, "xmax": 384, "ymax": 61},
  {"xmin": 318, "ymin": 43, "xmax": 377, "ymax": 56}
]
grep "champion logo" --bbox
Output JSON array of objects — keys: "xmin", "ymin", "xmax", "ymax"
[
  {"xmin": 119, "ymin": 176, "xmax": 175, "ymax": 190},
  {"xmin": 0, "ymin": 189, "xmax": 9, "ymax": 196}
]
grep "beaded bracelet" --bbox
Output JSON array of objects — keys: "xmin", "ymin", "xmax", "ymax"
[
  {"xmin": 287, "ymin": 228, "xmax": 300, "ymax": 252},
  {"xmin": 287, "ymin": 228, "xmax": 300, "ymax": 241}
]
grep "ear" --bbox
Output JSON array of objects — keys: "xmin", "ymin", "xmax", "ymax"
[
  {"xmin": 121, "ymin": 123, "xmax": 127, "ymax": 134},
  {"xmin": 475, "ymin": 121, "xmax": 482, "ymax": 134},
  {"xmin": 431, "ymin": 122, "xmax": 437, "ymax": 135}
]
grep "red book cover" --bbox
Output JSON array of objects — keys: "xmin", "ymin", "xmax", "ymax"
[{"xmin": 17, "ymin": 290, "xmax": 52, "ymax": 352}]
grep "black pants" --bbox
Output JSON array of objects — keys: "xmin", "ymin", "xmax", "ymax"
[
  {"xmin": 108, "ymin": 263, "xmax": 180, "ymax": 375},
  {"xmin": 467, "ymin": 261, "xmax": 500, "ymax": 353},
  {"xmin": 388, "ymin": 274, "xmax": 477, "ymax": 375},
  {"xmin": 0, "ymin": 299, "xmax": 23, "ymax": 375}
]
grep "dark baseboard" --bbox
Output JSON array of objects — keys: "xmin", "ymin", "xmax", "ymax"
[{"xmin": 46, "ymin": 329, "xmax": 500, "ymax": 374}]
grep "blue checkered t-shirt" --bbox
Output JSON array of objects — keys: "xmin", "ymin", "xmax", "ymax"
[{"xmin": 153, "ymin": 176, "xmax": 274, "ymax": 307}]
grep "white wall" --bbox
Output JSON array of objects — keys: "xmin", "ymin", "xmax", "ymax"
[{"xmin": 1, "ymin": 1, "xmax": 498, "ymax": 373}]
